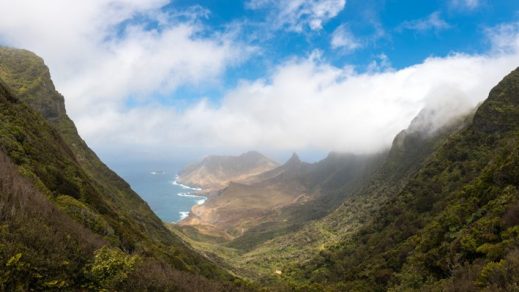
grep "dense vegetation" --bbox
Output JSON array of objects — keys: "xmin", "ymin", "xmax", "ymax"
[
  {"xmin": 0, "ymin": 48, "xmax": 243, "ymax": 290},
  {"xmin": 1, "ymin": 47, "xmax": 518, "ymax": 291},
  {"xmin": 295, "ymin": 68, "xmax": 519, "ymax": 291},
  {"xmin": 176, "ymin": 68, "xmax": 519, "ymax": 291},
  {"xmin": 175, "ymin": 94, "xmax": 468, "ymax": 286},
  {"xmin": 0, "ymin": 146, "xmax": 244, "ymax": 290}
]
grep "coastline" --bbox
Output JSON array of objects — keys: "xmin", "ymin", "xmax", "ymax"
[{"xmin": 172, "ymin": 176, "xmax": 207, "ymax": 222}]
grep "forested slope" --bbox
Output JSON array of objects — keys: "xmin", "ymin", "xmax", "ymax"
[
  {"xmin": 0, "ymin": 48, "xmax": 242, "ymax": 290},
  {"xmin": 299, "ymin": 68, "xmax": 519, "ymax": 291}
]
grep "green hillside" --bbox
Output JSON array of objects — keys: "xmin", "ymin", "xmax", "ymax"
[
  {"xmin": 172, "ymin": 85, "xmax": 470, "ymax": 286},
  {"xmin": 296, "ymin": 68, "xmax": 519, "ymax": 291},
  {"xmin": 2, "ymin": 46, "xmax": 518, "ymax": 291},
  {"xmin": 173, "ymin": 67, "xmax": 519, "ymax": 292},
  {"xmin": 0, "ymin": 48, "xmax": 242, "ymax": 290}
]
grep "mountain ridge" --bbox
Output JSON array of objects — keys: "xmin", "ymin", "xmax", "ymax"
[
  {"xmin": 293, "ymin": 67, "xmax": 519, "ymax": 291},
  {"xmin": 175, "ymin": 96, "xmax": 472, "ymax": 283},
  {"xmin": 179, "ymin": 148, "xmax": 384, "ymax": 249},
  {"xmin": 177, "ymin": 150, "xmax": 279, "ymax": 193},
  {"xmin": 2, "ymin": 46, "xmax": 519, "ymax": 291}
]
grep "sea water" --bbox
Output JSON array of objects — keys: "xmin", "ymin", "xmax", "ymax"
[{"xmin": 108, "ymin": 161, "xmax": 206, "ymax": 223}]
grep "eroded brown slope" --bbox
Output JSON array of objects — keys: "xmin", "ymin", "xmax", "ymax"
[
  {"xmin": 177, "ymin": 151, "xmax": 279, "ymax": 193},
  {"xmin": 180, "ymin": 152, "xmax": 382, "ymax": 246}
]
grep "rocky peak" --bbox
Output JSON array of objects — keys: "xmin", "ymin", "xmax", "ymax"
[{"xmin": 283, "ymin": 153, "xmax": 302, "ymax": 169}]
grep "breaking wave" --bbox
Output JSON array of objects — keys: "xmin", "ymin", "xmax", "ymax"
[
  {"xmin": 179, "ymin": 211, "xmax": 190, "ymax": 220},
  {"xmin": 172, "ymin": 178, "xmax": 202, "ymax": 191}
]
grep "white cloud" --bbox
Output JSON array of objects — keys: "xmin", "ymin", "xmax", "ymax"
[
  {"xmin": 366, "ymin": 54, "xmax": 393, "ymax": 73},
  {"xmin": 450, "ymin": 0, "xmax": 480, "ymax": 10},
  {"xmin": 2, "ymin": 1, "xmax": 519, "ymax": 158},
  {"xmin": 246, "ymin": 0, "xmax": 346, "ymax": 32},
  {"xmin": 398, "ymin": 12, "xmax": 451, "ymax": 33},
  {"xmin": 485, "ymin": 22, "xmax": 519, "ymax": 53},
  {"xmin": 0, "ymin": 0, "xmax": 252, "ymax": 115},
  {"xmin": 331, "ymin": 24, "xmax": 361, "ymax": 52},
  {"xmin": 81, "ymin": 44, "xmax": 519, "ymax": 154}
]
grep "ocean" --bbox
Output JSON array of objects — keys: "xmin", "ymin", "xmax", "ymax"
[{"xmin": 108, "ymin": 161, "xmax": 206, "ymax": 223}]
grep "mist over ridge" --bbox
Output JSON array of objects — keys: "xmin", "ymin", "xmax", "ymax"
[{"xmin": 2, "ymin": 1, "xmax": 519, "ymax": 160}]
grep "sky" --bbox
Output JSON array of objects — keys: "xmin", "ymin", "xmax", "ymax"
[{"xmin": 1, "ymin": 0, "xmax": 519, "ymax": 163}]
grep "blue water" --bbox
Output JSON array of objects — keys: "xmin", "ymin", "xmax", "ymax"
[{"xmin": 108, "ymin": 161, "xmax": 205, "ymax": 223}]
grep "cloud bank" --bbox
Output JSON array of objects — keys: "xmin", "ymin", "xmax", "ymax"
[
  {"xmin": 1, "ymin": 1, "xmax": 519, "ymax": 157},
  {"xmin": 0, "ymin": 0, "xmax": 252, "ymax": 114},
  {"xmin": 81, "ymin": 46, "xmax": 519, "ymax": 154}
]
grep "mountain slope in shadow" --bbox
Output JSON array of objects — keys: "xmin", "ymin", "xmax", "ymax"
[{"xmin": 0, "ymin": 48, "xmax": 242, "ymax": 291}]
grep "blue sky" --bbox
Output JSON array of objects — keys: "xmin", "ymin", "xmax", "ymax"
[
  {"xmin": 171, "ymin": 1, "xmax": 518, "ymax": 81},
  {"xmin": 1, "ymin": 0, "xmax": 519, "ymax": 162},
  {"xmin": 131, "ymin": 0, "xmax": 519, "ymax": 108}
]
